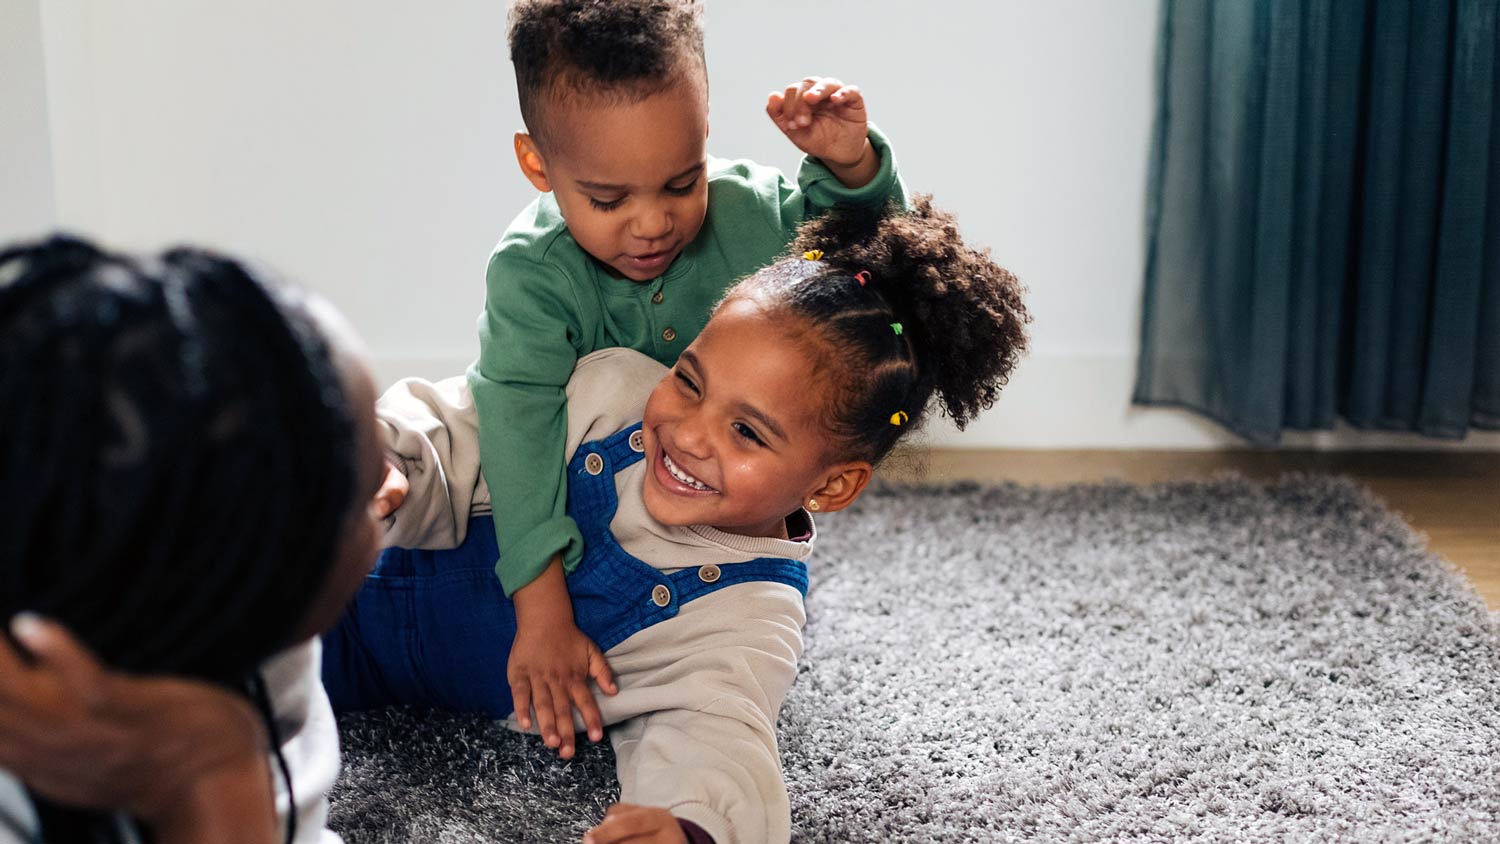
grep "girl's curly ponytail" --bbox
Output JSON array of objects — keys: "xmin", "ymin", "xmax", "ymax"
[{"xmin": 728, "ymin": 196, "xmax": 1030, "ymax": 463}]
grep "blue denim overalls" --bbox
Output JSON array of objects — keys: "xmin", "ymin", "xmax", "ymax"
[{"xmin": 321, "ymin": 423, "xmax": 809, "ymax": 716}]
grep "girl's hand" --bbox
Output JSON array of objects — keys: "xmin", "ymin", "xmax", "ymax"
[
  {"xmin": 583, "ymin": 803, "xmax": 689, "ymax": 844},
  {"xmin": 0, "ymin": 615, "xmax": 275, "ymax": 832},
  {"xmin": 371, "ymin": 459, "xmax": 409, "ymax": 519},
  {"xmin": 766, "ymin": 76, "xmax": 876, "ymax": 185}
]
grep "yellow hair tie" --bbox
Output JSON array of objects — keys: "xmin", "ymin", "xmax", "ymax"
[
  {"xmin": 803, "ymin": 249, "xmax": 824, "ymax": 261},
  {"xmin": 889, "ymin": 410, "xmax": 909, "ymax": 426}
]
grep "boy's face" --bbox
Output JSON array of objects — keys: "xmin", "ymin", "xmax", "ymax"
[{"xmin": 519, "ymin": 76, "xmax": 710, "ymax": 281}]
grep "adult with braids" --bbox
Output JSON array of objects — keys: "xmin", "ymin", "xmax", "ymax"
[
  {"xmin": 0, "ymin": 236, "xmax": 398, "ymax": 843},
  {"xmin": 325, "ymin": 197, "xmax": 1030, "ymax": 844}
]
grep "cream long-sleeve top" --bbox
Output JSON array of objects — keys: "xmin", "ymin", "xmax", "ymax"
[{"xmin": 377, "ymin": 348, "xmax": 812, "ymax": 844}]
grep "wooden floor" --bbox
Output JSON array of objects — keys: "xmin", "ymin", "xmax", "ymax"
[{"xmin": 886, "ymin": 450, "xmax": 1500, "ymax": 610}]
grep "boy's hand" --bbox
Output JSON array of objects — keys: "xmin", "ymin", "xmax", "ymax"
[
  {"xmin": 508, "ymin": 617, "xmax": 617, "ymax": 759},
  {"xmin": 0, "ymin": 614, "xmax": 271, "ymax": 825},
  {"xmin": 767, "ymin": 76, "xmax": 875, "ymax": 180},
  {"xmin": 509, "ymin": 558, "xmax": 617, "ymax": 759},
  {"xmin": 583, "ymin": 804, "xmax": 689, "ymax": 844},
  {"xmin": 372, "ymin": 459, "xmax": 409, "ymax": 519}
]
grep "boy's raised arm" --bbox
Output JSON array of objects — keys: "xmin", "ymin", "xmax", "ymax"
[
  {"xmin": 768, "ymin": 76, "xmax": 880, "ymax": 189},
  {"xmin": 766, "ymin": 76, "xmax": 908, "ymax": 234}
]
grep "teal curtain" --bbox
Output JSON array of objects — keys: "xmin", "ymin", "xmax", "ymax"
[{"xmin": 1135, "ymin": 0, "xmax": 1500, "ymax": 443}]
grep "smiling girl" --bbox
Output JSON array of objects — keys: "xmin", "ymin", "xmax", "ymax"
[{"xmin": 323, "ymin": 198, "xmax": 1029, "ymax": 844}]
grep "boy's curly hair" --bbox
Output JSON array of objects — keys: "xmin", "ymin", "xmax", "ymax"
[
  {"xmin": 726, "ymin": 196, "xmax": 1031, "ymax": 465},
  {"xmin": 509, "ymin": 0, "xmax": 706, "ymax": 146}
]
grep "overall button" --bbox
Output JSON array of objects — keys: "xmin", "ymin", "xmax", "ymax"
[
  {"xmin": 651, "ymin": 584, "xmax": 672, "ymax": 607},
  {"xmin": 651, "ymin": 290, "xmax": 664, "ymax": 304},
  {"xmin": 585, "ymin": 453, "xmax": 604, "ymax": 475},
  {"xmin": 662, "ymin": 327, "xmax": 677, "ymax": 342},
  {"xmin": 697, "ymin": 564, "xmax": 721, "ymax": 583},
  {"xmin": 629, "ymin": 430, "xmax": 645, "ymax": 452}
]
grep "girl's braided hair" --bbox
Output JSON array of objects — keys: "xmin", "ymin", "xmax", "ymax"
[
  {"xmin": 0, "ymin": 235, "xmax": 360, "ymax": 839},
  {"xmin": 728, "ymin": 196, "xmax": 1030, "ymax": 464}
]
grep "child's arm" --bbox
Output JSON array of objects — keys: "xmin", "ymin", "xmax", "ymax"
[
  {"xmin": 753, "ymin": 75, "xmax": 907, "ymax": 240},
  {"xmin": 376, "ymin": 374, "xmax": 618, "ymax": 758},
  {"xmin": 471, "ymin": 253, "xmax": 628, "ymax": 757},
  {"xmin": 469, "ymin": 250, "xmax": 589, "ymax": 592},
  {"xmin": 592, "ymin": 585, "xmax": 807, "ymax": 844},
  {"xmin": 376, "ymin": 374, "xmax": 488, "ymax": 549},
  {"xmin": 379, "ymin": 371, "xmax": 619, "ymax": 757},
  {"xmin": 382, "ymin": 349, "xmax": 665, "ymax": 759},
  {"xmin": 509, "ymin": 554, "xmax": 617, "ymax": 760},
  {"xmin": 767, "ymin": 76, "xmax": 882, "ymax": 190}
]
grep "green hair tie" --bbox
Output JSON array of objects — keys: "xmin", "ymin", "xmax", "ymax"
[{"xmin": 891, "ymin": 323, "xmax": 903, "ymax": 336}]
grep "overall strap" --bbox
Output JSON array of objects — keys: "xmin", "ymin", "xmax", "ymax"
[
  {"xmin": 565, "ymin": 423, "xmax": 809, "ymax": 654},
  {"xmin": 566, "ymin": 423, "xmax": 647, "ymax": 548}
]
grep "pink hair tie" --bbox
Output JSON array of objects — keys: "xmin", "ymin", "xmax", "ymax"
[{"xmin": 854, "ymin": 270, "xmax": 872, "ymax": 287}]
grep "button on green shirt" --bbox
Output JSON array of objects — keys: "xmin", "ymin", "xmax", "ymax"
[{"xmin": 470, "ymin": 126, "xmax": 905, "ymax": 596}]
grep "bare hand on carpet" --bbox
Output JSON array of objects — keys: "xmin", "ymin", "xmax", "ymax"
[
  {"xmin": 0, "ymin": 614, "xmax": 277, "ymax": 843},
  {"xmin": 584, "ymin": 803, "xmax": 688, "ymax": 844}
]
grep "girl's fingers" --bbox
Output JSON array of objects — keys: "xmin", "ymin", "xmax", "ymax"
[
  {"xmin": 372, "ymin": 461, "xmax": 408, "ymax": 518},
  {"xmin": 586, "ymin": 806, "xmax": 651, "ymax": 844}
]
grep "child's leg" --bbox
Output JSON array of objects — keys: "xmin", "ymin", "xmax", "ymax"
[
  {"xmin": 320, "ymin": 516, "xmax": 519, "ymax": 717},
  {"xmin": 319, "ymin": 554, "xmax": 416, "ymax": 712}
]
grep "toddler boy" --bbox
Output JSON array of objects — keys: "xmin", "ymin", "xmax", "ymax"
[{"xmin": 472, "ymin": 0, "xmax": 905, "ymax": 760}]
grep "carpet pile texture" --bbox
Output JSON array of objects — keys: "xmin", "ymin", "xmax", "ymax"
[{"xmin": 329, "ymin": 477, "xmax": 1500, "ymax": 842}]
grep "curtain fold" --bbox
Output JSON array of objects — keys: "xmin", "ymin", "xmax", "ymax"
[{"xmin": 1135, "ymin": 0, "xmax": 1500, "ymax": 443}]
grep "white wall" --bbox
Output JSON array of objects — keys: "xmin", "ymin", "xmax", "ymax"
[
  {"xmin": 1, "ymin": 0, "xmax": 57, "ymax": 237},
  {"xmin": 18, "ymin": 0, "xmax": 1500, "ymax": 450}
]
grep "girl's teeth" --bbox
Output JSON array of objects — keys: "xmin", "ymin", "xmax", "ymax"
[{"xmin": 663, "ymin": 452, "xmax": 714, "ymax": 491}]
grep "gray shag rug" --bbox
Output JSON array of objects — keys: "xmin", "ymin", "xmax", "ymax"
[{"xmin": 328, "ymin": 476, "xmax": 1500, "ymax": 842}]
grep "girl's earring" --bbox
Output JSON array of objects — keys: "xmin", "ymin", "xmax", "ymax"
[{"xmin": 807, "ymin": 498, "xmax": 821, "ymax": 512}]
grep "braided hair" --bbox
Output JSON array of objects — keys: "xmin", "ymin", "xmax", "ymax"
[
  {"xmin": 726, "ymin": 196, "xmax": 1031, "ymax": 465},
  {"xmin": 0, "ymin": 235, "xmax": 360, "ymax": 840}
]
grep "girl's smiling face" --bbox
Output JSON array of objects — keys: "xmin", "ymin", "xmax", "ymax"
[{"xmin": 640, "ymin": 296, "xmax": 871, "ymax": 536}]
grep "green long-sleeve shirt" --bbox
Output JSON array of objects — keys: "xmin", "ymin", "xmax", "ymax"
[{"xmin": 470, "ymin": 126, "xmax": 905, "ymax": 596}]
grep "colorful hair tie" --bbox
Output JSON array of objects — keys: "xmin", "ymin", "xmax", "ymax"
[
  {"xmin": 891, "ymin": 322, "xmax": 903, "ymax": 336},
  {"xmin": 803, "ymin": 249, "xmax": 824, "ymax": 261},
  {"xmin": 854, "ymin": 270, "xmax": 872, "ymax": 287},
  {"xmin": 889, "ymin": 410, "xmax": 909, "ymax": 426}
]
